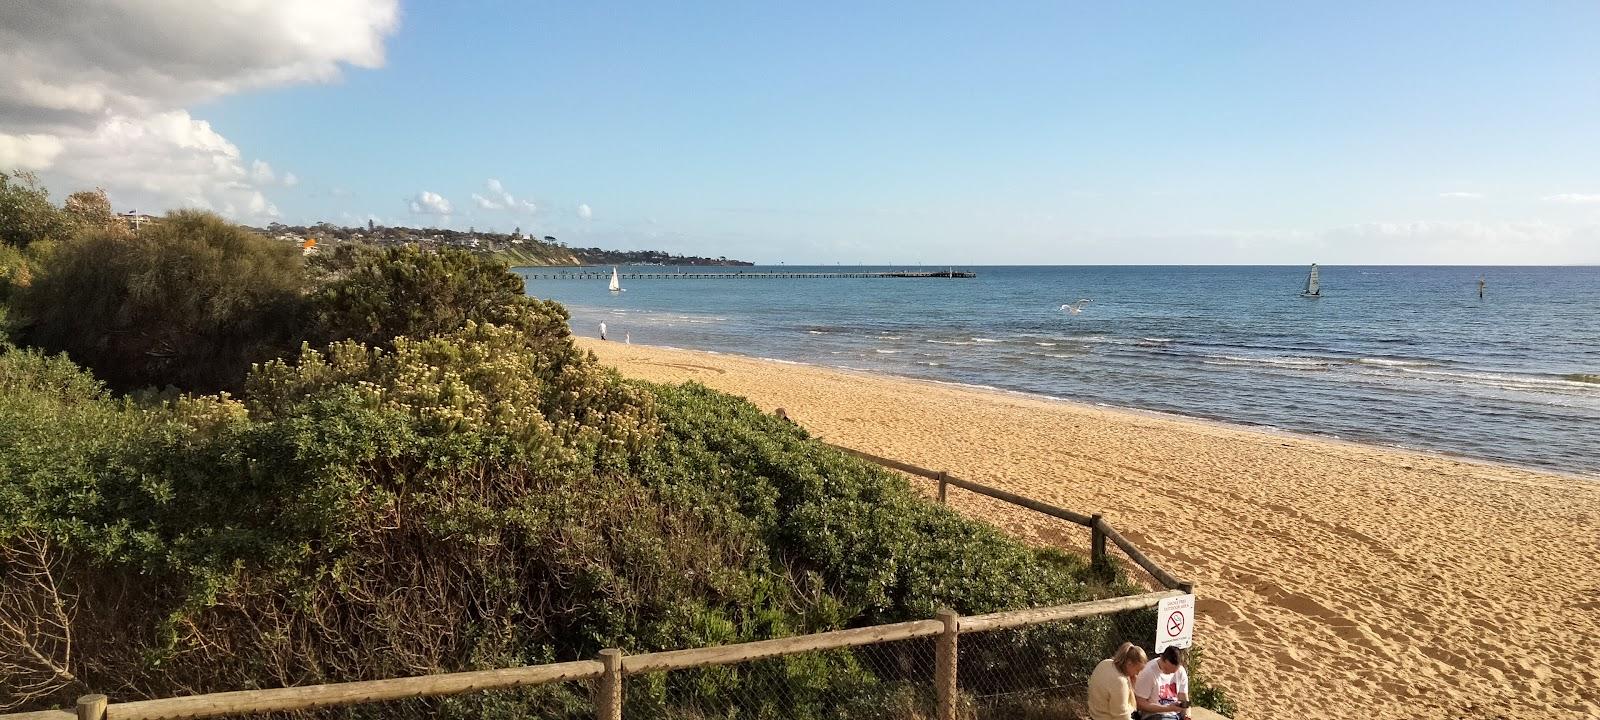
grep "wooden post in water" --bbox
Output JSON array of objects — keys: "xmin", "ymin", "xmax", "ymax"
[
  {"xmin": 595, "ymin": 649, "xmax": 622, "ymax": 720},
  {"xmin": 75, "ymin": 695, "xmax": 107, "ymax": 720},
  {"xmin": 934, "ymin": 609, "xmax": 958, "ymax": 720}
]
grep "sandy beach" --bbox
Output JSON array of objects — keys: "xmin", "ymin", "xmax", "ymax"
[{"xmin": 580, "ymin": 339, "xmax": 1600, "ymax": 719}]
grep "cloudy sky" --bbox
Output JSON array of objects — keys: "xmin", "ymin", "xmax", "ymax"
[{"xmin": 2, "ymin": 1, "xmax": 1598, "ymax": 264}]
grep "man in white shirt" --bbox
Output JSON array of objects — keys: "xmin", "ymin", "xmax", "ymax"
[{"xmin": 1134, "ymin": 645, "xmax": 1190, "ymax": 720}]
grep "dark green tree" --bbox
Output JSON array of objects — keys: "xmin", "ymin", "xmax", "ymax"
[
  {"xmin": 16, "ymin": 210, "xmax": 307, "ymax": 392},
  {"xmin": 309, "ymin": 245, "xmax": 567, "ymax": 350}
]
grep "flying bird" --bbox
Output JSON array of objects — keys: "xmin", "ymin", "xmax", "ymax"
[{"xmin": 1060, "ymin": 299, "xmax": 1092, "ymax": 314}]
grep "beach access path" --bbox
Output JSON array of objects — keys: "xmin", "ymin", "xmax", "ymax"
[{"xmin": 578, "ymin": 339, "xmax": 1600, "ymax": 720}]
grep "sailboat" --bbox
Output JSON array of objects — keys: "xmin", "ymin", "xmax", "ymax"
[
  {"xmin": 1300, "ymin": 263, "xmax": 1321, "ymax": 298},
  {"xmin": 608, "ymin": 267, "xmax": 622, "ymax": 293}
]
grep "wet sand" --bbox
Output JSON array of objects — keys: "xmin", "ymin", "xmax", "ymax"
[{"xmin": 581, "ymin": 339, "xmax": 1600, "ymax": 719}]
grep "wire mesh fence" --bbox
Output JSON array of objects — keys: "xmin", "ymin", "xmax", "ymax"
[
  {"xmin": 177, "ymin": 679, "xmax": 598, "ymax": 720},
  {"xmin": 623, "ymin": 636, "xmax": 937, "ymax": 720},
  {"xmin": 956, "ymin": 606, "xmax": 1158, "ymax": 720},
  {"xmin": 6, "ymin": 444, "xmax": 1204, "ymax": 720}
]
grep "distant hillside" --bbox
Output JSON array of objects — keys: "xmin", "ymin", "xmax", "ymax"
[
  {"xmin": 249, "ymin": 221, "xmax": 749, "ymax": 267},
  {"xmin": 566, "ymin": 247, "xmax": 754, "ymax": 267}
]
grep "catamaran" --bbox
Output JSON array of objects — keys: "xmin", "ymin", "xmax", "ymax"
[
  {"xmin": 1300, "ymin": 263, "xmax": 1320, "ymax": 298},
  {"xmin": 608, "ymin": 267, "xmax": 622, "ymax": 292}
]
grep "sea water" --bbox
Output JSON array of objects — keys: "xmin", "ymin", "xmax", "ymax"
[{"xmin": 519, "ymin": 266, "xmax": 1600, "ymax": 476}]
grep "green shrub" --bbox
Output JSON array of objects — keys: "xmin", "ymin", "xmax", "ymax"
[
  {"xmin": 16, "ymin": 210, "xmax": 307, "ymax": 392},
  {"xmin": 309, "ymin": 245, "xmax": 569, "ymax": 351},
  {"xmin": 0, "ymin": 171, "xmax": 72, "ymax": 248}
]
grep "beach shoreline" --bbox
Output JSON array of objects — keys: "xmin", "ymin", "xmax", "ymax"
[
  {"xmin": 605, "ymin": 340, "xmax": 1599, "ymax": 485},
  {"xmin": 579, "ymin": 337, "xmax": 1600, "ymax": 720}
]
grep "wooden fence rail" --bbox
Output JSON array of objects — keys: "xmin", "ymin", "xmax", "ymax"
[
  {"xmin": 824, "ymin": 443, "xmax": 1192, "ymax": 592},
  {"xmin": 9, "ymin": 590, "xmax": 1181, "ymax": 720},
  {"xmin": 7, "ymin": 446, "xmax": 1200, "ymax": 720}
]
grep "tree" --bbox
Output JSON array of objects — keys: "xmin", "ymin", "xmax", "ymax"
[
  {"xmin": 309, "ymin": 245, "xmax": 568, "ymax": 351},
  {"xmin": 0, "ymin": 171, "xmax": 69, "ymax": 248},
  {"xmin": 61, "ymin": 189, "xmax": 116, "ymax": 232},
  {"xmin": 17, "ymin": 210, "xmax": 308, "ymax": 392}
]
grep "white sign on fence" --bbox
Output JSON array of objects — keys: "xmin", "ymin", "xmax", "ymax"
[{"xmin": 1155, "ymin": 593, "xmax": 1195, "ymax": 652}]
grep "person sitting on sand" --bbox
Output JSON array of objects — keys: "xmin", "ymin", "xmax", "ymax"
[
  {"xmin": 1134, "ymin": 646, "xmax": 1190, "ymax": 720},
  {"xmin": 1088, "ymin": 642, "xmax": 1146, "ymax": 720}
]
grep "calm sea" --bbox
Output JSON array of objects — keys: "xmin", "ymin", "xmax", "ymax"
[{"xmin": 518, "ymin": 266, "xmax": 1600, "ymax": 477}]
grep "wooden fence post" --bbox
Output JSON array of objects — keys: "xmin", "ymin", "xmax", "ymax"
[
  {"xmin": 1090, "ymin": 514, "xmax": 1107, "ymax": 566},
  {"xmin": 595, "ymin": 649, "xmax": 622, "ymax": 720},
  {"xmin": 937, "ymin": 471, "xmax": 948, "ymax": 504},
  {"xmin": 75, "ymin": 694, "xmax": 107, "ymax": 720},
  {"xmin": 934, "ymin": 609, "xmax": 958, "ymax": 720}
]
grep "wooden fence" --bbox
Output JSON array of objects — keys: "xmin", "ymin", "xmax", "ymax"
[
  {"xmin": 826, "ymin": 443, "xmax": 1192, "ymax": 592},
  {"xmin": 11, "ymin": 590, "xmax": 1182, "ymax": 720},
  {"xmin": 5, "ymin": 446, "xmax": 1195, "ymax": 720}
]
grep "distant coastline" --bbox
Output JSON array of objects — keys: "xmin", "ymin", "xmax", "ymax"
[{"xmin": 246, "ymin": 220, "xmax": 751, "ymax": 267}]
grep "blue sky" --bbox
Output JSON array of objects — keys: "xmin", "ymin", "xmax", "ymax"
[{"xmin": 8, "ymin": 1, "xmax": 1600, "ymax": 263}]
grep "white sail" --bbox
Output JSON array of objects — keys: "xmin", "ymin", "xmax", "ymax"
[
  {"xmin": 1304, "ymin": 264, "xmax": 1320, "ymax": 296},
  {"xmin": 609, "ymin": 267, "xmax": 621, "ymax": 292}
]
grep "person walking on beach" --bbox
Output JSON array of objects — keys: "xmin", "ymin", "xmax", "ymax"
[
  {"xmin": 599, "ymin": 322, "xmax": 607, "ymax": 340},
  {"xmin": 1134, "ymin": 646, "xmax": 1190, "ymax": 720},
  {"xmin": 1087, "ymin": 642, "xmax": 1146, "ymax": 720}
]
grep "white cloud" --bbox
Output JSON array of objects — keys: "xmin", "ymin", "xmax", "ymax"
[
  {"xmin": 34, "ymin": 110, "xmax": 285, "ymax": 221},
  {"xmin": 475, "ymin": 178, "xmax": 537, "ymax": 215},
  {"xmin": 1438, "ymin": 192, "xmax": 1483, "ymax": 199},
  {"xmin": 0, "ymin": 1, "xmax": 399, "ymax": 219},
  {"xmin": 1543, "ymin": 193, "xmax": 1600, "ymax": 204},
  {"xmin": 577, "ymin": 203, "xmax": 593, "ymax": 220},
  {"xmin": 409, "ymin": 190, "xmax": 452, "ymax": 215},
  {"xmin": 282, "ymin": 172, "xmax": 298, "ymax": 188},
  {"xmin": 0, "ymin": 132, "xmax": 64, "ymax": 170},
  {"xmin": 251, "ymin": 159, "xmax": 276, "ymax": 184}
]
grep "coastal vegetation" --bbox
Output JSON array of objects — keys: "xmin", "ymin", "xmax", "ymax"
[
  {"xmin": 0, "ymin": 174, "xmax": 1228, "ymax": 717},
  {"xmin": 255, "ymin": 219, "xmax": 751, "ymax": 267}
]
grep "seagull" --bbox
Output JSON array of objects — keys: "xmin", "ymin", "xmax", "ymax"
[{"xmin": 1060, "ymin": 298, "xmax": 1092, "ymax": 314}]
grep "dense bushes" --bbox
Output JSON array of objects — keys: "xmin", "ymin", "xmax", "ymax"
[
  {"xmin": 308, "ymin": 244, "xmax": 568, "ymax": 351},
  {"xmin": 0, "ymin": 332, "xmax": 1116, "ymax": 716},
  {"xmin": 17, "ymin": 211, "xmax": 307, "ymax": 392}
]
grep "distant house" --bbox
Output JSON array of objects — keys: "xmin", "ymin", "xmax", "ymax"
[{"xmin": 118, "ymin": 211, "xmax": 160, "ymax": 231}]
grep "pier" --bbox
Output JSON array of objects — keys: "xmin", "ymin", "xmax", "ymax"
[{"xmin": 523, "ymin": 270, "xmax": 976, "ymax": 280}]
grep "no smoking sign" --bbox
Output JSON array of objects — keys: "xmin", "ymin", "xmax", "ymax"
[{"xmin": 1155, "ymin": 593, "xmax": 1195, "ymax": 652}]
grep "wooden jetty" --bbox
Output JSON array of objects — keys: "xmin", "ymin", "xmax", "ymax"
[{"xmin": 523, "ymin": 270, "xmax": 976, "ymax": 280}]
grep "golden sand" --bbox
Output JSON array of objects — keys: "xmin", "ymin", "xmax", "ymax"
[{"xmin": 580, "ymin": 339, "xmax": 1600, "ymax": 719}]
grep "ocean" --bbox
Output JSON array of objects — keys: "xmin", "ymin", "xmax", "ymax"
[{"xmin": 518, "ymin": 265, "xmax": 1600, "ymax": 477}]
